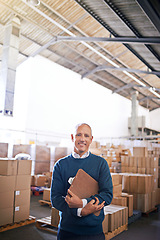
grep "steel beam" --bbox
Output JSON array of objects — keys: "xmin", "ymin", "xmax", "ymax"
[
  {"xmin": 82, "ymin": 64, "xmax": 160, "ymax": 79},
  {"xmin": 139, "ymin": 96, "xmax": 160, "ymax": 102},
  {"xmin": 56, "ymin": 36, "xmax": 160, "ymax": 45},
  {"xmin": 136, "ymin": 0, "xmax": 160, "ymax": 33}
]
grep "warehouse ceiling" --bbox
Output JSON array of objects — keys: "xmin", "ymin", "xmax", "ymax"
[{"xmin": 0, "ymin": 0, "xmax": 160, "ymax": 111}]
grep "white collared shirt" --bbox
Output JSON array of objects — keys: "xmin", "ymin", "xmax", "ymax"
[{"xmin": 72, "ymin": 151, "xmax": 90, "ymax": 159}]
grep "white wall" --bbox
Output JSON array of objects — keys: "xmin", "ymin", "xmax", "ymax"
[
  {"xmin": 0, "ymin": 55, "xmax": 160, "ymax": 145},
  {"xmin": 149, "ymin": 108, "xmax": 160, "ymax": 131}
]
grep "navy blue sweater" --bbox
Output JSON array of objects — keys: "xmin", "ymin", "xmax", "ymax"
[{"xmin": 51, "ymin": 152, "xmax": 113, "ymax": 235}]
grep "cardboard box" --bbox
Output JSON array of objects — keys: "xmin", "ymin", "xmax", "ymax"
[
  {"xmin": 0, "ymin": 143, "xmax": 8, "ymax": 158},
  {"xmin": 15, "ymin": 175, "xmax": 31, "ymax": 190},
  {"xmin": 155, "ymin": 188, "xmax": 160, "ymax": 205},
  {"xmin": 0, "ymin": 176, "xmax": 16, "ymax": 193},
  {"xmin": 34, "ymin": 162, "xmax": 50, "ymax": 175},
  {"xmin": 51, "ymin": 207, "xmax": 59, "ymax": 227},
  {"xmin": 121, "ymin": 193, "xmax": 133, "ymax": 217},
  {"xmin": 151, "ymin": 157, "xmax": 158, "ymax": 168},
  {"xmin": 0, "ymin": 191, "xmax": 14, "ymax": 209},
  {"xmin": 33, "ymin": 175, "xmax": 48, "ymax": 186},
  {"xmin": 14, "ymin": 189, "xmax": 30, "ymax": 223},
  {"xmin": 137, "ymin": 194, "xmax": 149, "ymax": 213},
  {"xmin": 122, "ymin": 174, "xmax": 130, "ymax": 193},
  {"xmin": 138, "ymin": 168, "xmax": 145, "ymax": 174},
  {"xmin": 111, "ymin": 196, "xmax": 127, "ymax": 207},
  {"xmin": 141, "ymin": 157, "xmax": 146, "ymax": 168},
  {"xmin": 137, "ymin": 175, "xmax": 149, "ymax": 194},
  {"xmin": 43, "ymin": 188, "xmax": 51, "ymax": 201},
  {"xmin": 109, "ymin": 205, "xmax": 128, "ymax": 226},
  {"xmin": 129, "ymin": 175, "xmax": 138, "ymax": 193},
  {"xmin": 111, "ymin": 173, "xmax": 120, "ymax": 186},
  {"xmin": 54, "ymin": 147, "xmax": 69, "ymax": 164},
  {"xmin": 17, "ymin": 160, "xmax": 32, "ymax": 175},
  {"xmin": 105, "ymin": 205, "xmax": 128, "ymax": 228},
  {"xmin": 113, "ymin": 184, "xmax": 122, "ymax": 197},
  {"xmin": 133, "ymin": 147, "xmax": 148, "ymax": 157},
  {"xmin": 14, "ymin": 203, "xmax": 30, "ymax": 223},
  {"xmin": 104, "ymin": 210, "xmax": 115, "ymax": 232},
  {"xmin": 14, "ymin": 189, "xmax": 30, "ymax": 206},
  {"xmin": 102, "ymin": 213, "xmax": 108, "ymax": 234},
  {"xmin": 145, "ymin": 157, "xmax": 151, "ymax": 168},
  {"xmin": 0, "ymin": 208, "xmax": 13, "ymax": 226},
  {"xmin": 12, "ymin": 144, "xmax": 32, "ymax": 158},
  {"xmin": 137, "ymin": 157, "xmax": 142, "ymax": 168},
  {"xmin": 0, "ymin": 159, "xmax": 17, "ymax": 175}
]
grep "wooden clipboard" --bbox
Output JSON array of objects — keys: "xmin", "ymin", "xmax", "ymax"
[{"xmin": 69, "ymin": 169, "xmax": 100, "ymax": 216}]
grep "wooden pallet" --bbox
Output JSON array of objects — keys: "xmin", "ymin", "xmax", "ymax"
[
  {"xmin": 142, "ymin": 207, "xmax": 157, "ymax": 217},
  {"xmin": 0, "ymin": 216, "xmax": 36, "ymax": 233},
  {"xmin": 105, "ymin": 224, "xmax": 128, "ymax": 239},
  {"xmin": 39, "ymin": 200, "xmax": 52, "ymax": 207},
  {"xmin": 36, "ymin": 216, "xmax": 58, "ymax": 234},
  {"xmin": 36, "ymin": 216, "xmax": 127, "ymax": 239}
]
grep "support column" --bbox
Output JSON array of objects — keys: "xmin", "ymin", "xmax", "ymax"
[
  {"xmin": 131, "ymin": 91, "xmax": 138, "ymax": 136},
  {"xmin": 0, "ymin": 16, "xmax": 21, "ymax": 116}
]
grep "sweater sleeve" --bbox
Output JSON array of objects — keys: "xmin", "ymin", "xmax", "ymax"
[{"xmin": 50, "ymin": 162, "xmax": 69, "ymax": 213}]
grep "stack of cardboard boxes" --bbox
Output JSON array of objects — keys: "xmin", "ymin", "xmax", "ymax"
[
  {"xmin": 121, "ymin": 147, "xmax": 159, "ymax": 189},
  {"xmin": 111, "ymin": 173, "xmax": 133, "ymax": 217},
  {"xmin": 0, "ymin": 158, "xmax": 32, "ymax": 226},
  {"xmin": 120, "ymin": 173, "xmax": 157, "ymax": 212},
  {"xmin": 103, "ymin": 204, "xmax": 128, "ymax": 233},
  {"xmin": 50, "ymin": 204, "xmax": 128, "ymax": 235}
]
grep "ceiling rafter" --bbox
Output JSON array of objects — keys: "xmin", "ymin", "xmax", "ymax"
[
  {"xmin": 74, "ymin": 0, "xmax": 160, "ymax": 73},
  {"xmin": 61, "ymin": 41, "xmax": 160, "ymax": 109},
  {"xmin": 21, "ymin": 32, "xmax": 123, "ymax": 91},
  {"xmin": 0, "ymin": 0, "xmax": 159, "ymax": 111},
  {"xmin": 103, "ymin": 0, "xmax": 160, "ymax": 62},
  {"xmin": 0, "ymin": 1, "xmax": 54, "ymax": 36},
  {"xmin": 136, "ymin": 0, "xmax": 160, "ymax": 33},
  {"xmin": 18, "ymin": 0, "xmax": 159, "ymax": 102},
  {"xmin": 81, "ymin": 64, "xmax": 160, "ymax": 79},
  {"xmin": 56, "ymin": 36, "xmax": 160, "ymax": 45}
]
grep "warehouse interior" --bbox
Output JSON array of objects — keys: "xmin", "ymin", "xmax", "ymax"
[{"xmin": 0, "ymin": 0, "xmax": 160, "ymax": 239}]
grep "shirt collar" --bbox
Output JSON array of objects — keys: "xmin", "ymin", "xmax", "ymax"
[{"xmin": 72, "ymin": 151, "xmax": 90, "ymax": 159}]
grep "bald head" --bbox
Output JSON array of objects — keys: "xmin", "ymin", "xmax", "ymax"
[{"xmin": 74, "ymin": 123, "xmax": 92, "ymax": 136}]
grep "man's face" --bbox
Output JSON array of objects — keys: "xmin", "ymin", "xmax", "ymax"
[{"xmin": 71, "ymin": 124, "xmax": 93, "ymax": 156}]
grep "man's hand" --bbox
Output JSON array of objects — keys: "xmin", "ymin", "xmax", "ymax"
[
  {"xmin": 65, "ymin": 189, "xmax": 83, "ymax": 208},
  {"xmin": 81, "ymin": 197, "xmax": 105, "ymax": 216}
]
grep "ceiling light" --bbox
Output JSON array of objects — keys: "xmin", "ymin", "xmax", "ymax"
[{"xmin": 25, "ymin": 0, "xmax": 40, "ymax": 6}]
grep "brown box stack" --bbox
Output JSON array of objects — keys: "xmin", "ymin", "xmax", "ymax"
[
  {"xmin": 0, "ymin": 158, "xmax": 32, "ymax": 226},
  {"xmin": 133, "ymin": 147, "xmax": 148, "ymax": 157},
  {"xmin": 104, "ymin": 205, "xmax": 128, "ymax": 232},
  {"xmin": 54, "ymin": 147, "xmax": 68, "ymax": 164},
  {"xmin": 35, "ymin": 145, "xmax": 50, "ymax": 174},
  {"xmin": 0, "ymin": 175, "xmax": 16, "ymax": 226},
  {"xmin": 12, "ymin": 144, "xmax": 32, "ymax": 158},
  {"xmin": 43, "ymin": 188, "xmax": 51, "ymax": 201},
  {"xmin": 111, "ymin": 173, "xmax": 133, "ymax": 217},
  {"xmin": 121, "ymin": 173, "xmax": 155, "ymax": 213},
  {"xmin": 0, "ymin": 143, "xmax": 8, "ymax": 158},
  {"xmin": 14, "ymin": 159, "xmax": 32, "ymax": 223}
]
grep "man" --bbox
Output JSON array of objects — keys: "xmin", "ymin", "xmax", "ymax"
[{"xmin": 51, "ymin": 123, "xmax": 113, "ymax": 240}]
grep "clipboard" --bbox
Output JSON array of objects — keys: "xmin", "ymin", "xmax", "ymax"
[{"xmin": 69, "ymin": 169, "xmax": 100, "ymax": 216}]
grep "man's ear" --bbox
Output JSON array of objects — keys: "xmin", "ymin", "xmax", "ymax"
[{"xmin": 71, "ymin": 134, "xmax": 74, "ymax": 142}]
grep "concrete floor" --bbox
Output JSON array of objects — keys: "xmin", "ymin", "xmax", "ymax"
[{"xmin": 0, "ymin": 193, "xmax": 160, "ymax": 240}]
